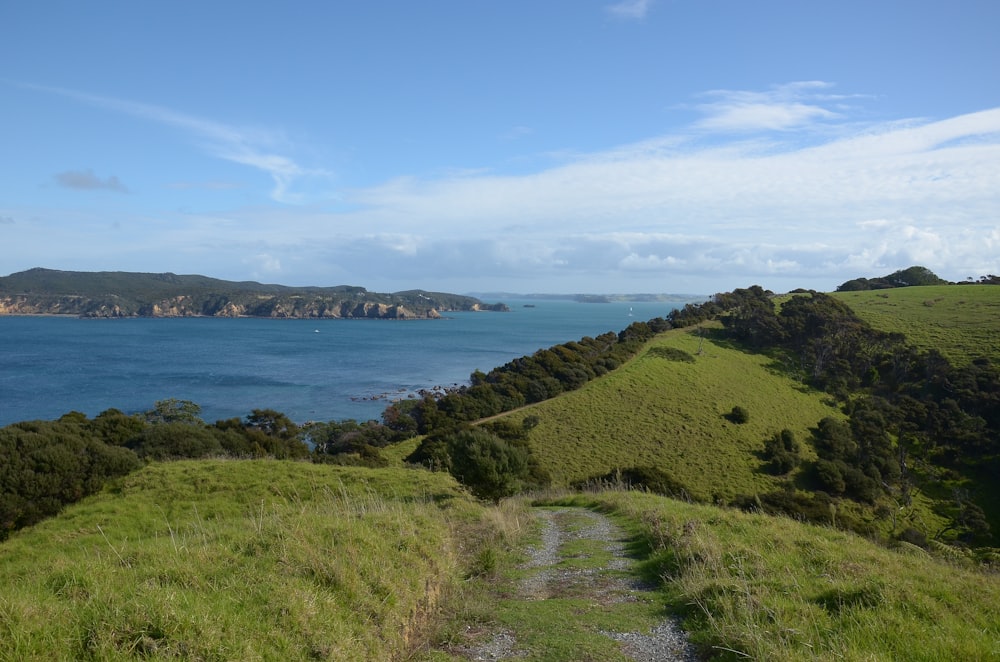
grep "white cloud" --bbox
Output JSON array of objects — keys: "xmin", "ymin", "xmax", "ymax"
[
  {"xmin": 692, "ymin": 81, "xmax": 852, "ymax": 133},
  {"xmin": 606, "ymin": 0, "xmax": 653, "ymax": 19},
  {"xmin": 24, "ymin": 83, "xmax": 331, "ymax": 204}
]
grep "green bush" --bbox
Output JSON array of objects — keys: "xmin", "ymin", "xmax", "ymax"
[
  {"xmin": 446, "ymin": 430, "xmax": 530, "ymax": 502},
  {"xmin": 728, "ymin": 405, "xmax": 750, "ymax": 424}
]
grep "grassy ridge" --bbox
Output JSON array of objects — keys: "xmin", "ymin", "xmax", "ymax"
[
  {"xmin": 553, "ymin": 491, "xmax": 1000, "ymax": 661},
  {"xmin": 833, "ymin": 284, "xmax": 1000, "ymax": 364},
  {"xmin": 517, "ymin": 324, "xmax": 839, "ymax": 500},
  {"xmin": 0, "ymin": 461, "xmax": 496, "ymax": 661}
]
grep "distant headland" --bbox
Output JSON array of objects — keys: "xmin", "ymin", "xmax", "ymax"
[{"xmin": 0, "ymin": 268, "xmax": 509, "ymax": 319}]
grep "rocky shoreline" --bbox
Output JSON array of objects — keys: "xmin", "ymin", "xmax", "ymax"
[{"xmin": 0, "ymin": 268, "xmax": 510, "ymax": 320}]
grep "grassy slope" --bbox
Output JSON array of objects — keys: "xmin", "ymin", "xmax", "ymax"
[
  {"xmin": 516, "ymin": 324, "xmax": 840, "ymax": 501},
  {"xmin": 5, "ymin": 285, "xmax": 999, "ymax": 660},
  {"xmin": 0, "ymin": 460, "xmax": 494, "ymax": 661},
  {"xmin": 552, "ymin": 491, "xmax": 1000, "ymax": 661},
  {"xmin": 832, "ymin": 284, "xmax": 1000, "ymax": 365}
]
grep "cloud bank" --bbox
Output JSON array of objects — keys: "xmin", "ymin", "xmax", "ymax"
[{"xmin": 12, "ymin": 81, "xmax": 1000, "ymax": 293}]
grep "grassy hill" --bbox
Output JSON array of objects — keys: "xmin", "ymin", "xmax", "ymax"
[
  {"xmin": 0, "ymin": 460, "xmax": 518, "ymax": 661},
  {"xmin": 832, "ymin": 284, "xmax": 1000, "ymax": 365},
  {"xmin": 6, "ymin": 460, "xmax": 997, "ymax": 662},
  {"xmin": 513, "ymin": 323, "xmax": 841, "ymax": 501}
]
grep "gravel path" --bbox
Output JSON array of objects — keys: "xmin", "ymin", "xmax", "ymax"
[{"xmin": 466, "ymin": 507, "xmax": 699, "ymax": 661}]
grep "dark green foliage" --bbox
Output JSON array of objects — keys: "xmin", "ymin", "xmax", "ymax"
[
  {"xmin": 837, "ymin": 266, "xmax": 949, "ymax": 291},
  {"xmin": 727, "ymin": 406, "xmax": 750, "ymax": 424},
  {"xmin": 307, "ymin": 418, "xmax": 409, "ymax": 466},
  {"xmin": 405, "ymin": 437, "xmax": 452, "ymax": 472},
  {"xmin": 937, "ymin": 490, "xmax": 992, "ymax": 544},
  {"xmin": 128, "ymin": 422, "xmax": 223, "ymax": 460},
  {"xmin": 718, "ymin": 285, "xmax": 785, "ymax": 347},
  {"xmin": 444, "ymin": 430, "xmax": 531, "ymax": 502},
  {"xmin": 763, "ymin": 429, "xmax": 801, "ymax": 475},
  {"xmin": 143, "ymin": 398, "xmax": 204, "ymax": 425},
  {"xmin": 245, "ymin": 408, "xmax": 298, "ymax": 439},
  {"xmin": 808, "ymin": 417, "xmax": 881, "ymax": 503},
  {"xmin": 383, "ymin": 328, "xmax": 652, "ymax": 435},
  {"xmin": 212, "ymin": 412, "xmax": 310, "ymax": 460},
  {"xmin": 647, "ymin": 346, "xmax": 696, "ymax": 363},
  {"xmin": 0, "ymin": 414, "xmax": 141, "ymax": 538}
]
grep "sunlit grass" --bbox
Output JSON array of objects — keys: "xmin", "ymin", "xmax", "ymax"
[
  {"xmin": 551, "ymin": 491, "xmax": 1000, "ymax": 661},
  {"xmin": 0, "ymin": 460, "xmax": 492, "ymax": 661},
  {"xmin": 833, "ymin": 284, "xmax": 1000, "ymax": 364},
  {"xmin": 513, "ymin": 325, "xmax": 839, "ymax": 500}
]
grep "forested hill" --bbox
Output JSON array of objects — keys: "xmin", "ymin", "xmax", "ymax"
[{"xmin": 0, "ymin": 268, "xmax": 508, "ymax": 319}]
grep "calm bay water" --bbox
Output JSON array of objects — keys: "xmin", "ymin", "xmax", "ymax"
[{"xmin": 0, "ymin": 299, "xmax": 687, "ymax": 426}]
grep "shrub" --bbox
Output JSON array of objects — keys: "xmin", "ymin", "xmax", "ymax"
[
  {"xmin": 728, "ymin": 406, "xmax": 750, "ymax": 424},
  {"xmin": 446, "ymin": 430, "xmax": 531, "ymax": 502},
  {"xmin": 763, "ymin": 429, "xmax": 801, "ymax": 475}
]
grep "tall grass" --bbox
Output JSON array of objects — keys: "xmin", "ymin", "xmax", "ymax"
[
  {"xmin": 553, "ymin": 491, "xmax": 1000, "ymax": 661},
  {"xmin": 0, "ymin": 460, "xmax": 493, "ymax": 661}
]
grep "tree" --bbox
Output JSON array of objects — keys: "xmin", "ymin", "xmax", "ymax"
[
  {"xmin": 245, "ymin": 408, "xmax": 297, "ymax": 439},
  {"xmin": 763, "ymin": 429, "xmax": 801, "ymax": 475},
  {"xmin": 144, "ymin": 399, "xmax": 203, "ymax": 425}
]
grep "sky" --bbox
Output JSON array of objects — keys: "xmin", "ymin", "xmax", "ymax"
[{"xmin": 2, "ymin": 1, "xmax": 999, "ymax": 295}]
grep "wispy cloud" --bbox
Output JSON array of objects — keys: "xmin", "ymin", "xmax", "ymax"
[
  {"xmin": 22, "ymin": 83, "xmax": 331, "ymax": 204},
  {"xmin": 0, "ymin": 215, "xmax": 15, "ymax": 224},
  {"xmin": 606, "ymin": 0, "xmax": 653, "ymax": 20},
  {"xmin": 692, "ymin": 81, "xmax": 858, "ymax": 132},
  {"xmin": 54, "ymin": 169, "xmax": 128, "ymax": 192}
]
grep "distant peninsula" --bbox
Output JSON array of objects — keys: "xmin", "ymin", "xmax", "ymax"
[
  {"xmin": 466, "ymin": 292, "xmax": 708, "ymax": 304},
  {"xmin": 0, "ymin": 268, "xmax": 509, "ymax": 319}
]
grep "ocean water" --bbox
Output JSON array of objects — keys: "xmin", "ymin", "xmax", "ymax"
[{"xmin": 0, "ymin": 299, "xmax": 686, "ymax": 426}]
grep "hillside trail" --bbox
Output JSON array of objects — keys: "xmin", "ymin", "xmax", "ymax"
[{"xmin": 454, "ymin": 507, "xmax": 699, "ymax": 661}]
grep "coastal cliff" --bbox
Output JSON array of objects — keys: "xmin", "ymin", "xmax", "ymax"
[{"xmin": 0, "ymin": 268, "xmax": 509, "ymax": 319}]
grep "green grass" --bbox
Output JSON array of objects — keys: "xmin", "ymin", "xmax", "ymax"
[
  {"xmin": 511, "ymin": 325, "xmax": 840, "ymax": 501},
  {"xmin": 833, "ymin": 284, "xmax": 1000, "ymax": 364},
  {"xmin": 551, "ymin": 491, "xmax": 1000, "ymax": 661},
  {"xmin": 418, "ymin": 504, "xmax": 674, "ymax": 662},
  {"xmin": 0, "ymin": 460, "xmax": 499, "ymax": 661}
]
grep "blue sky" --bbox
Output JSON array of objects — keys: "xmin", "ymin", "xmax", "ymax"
[{"xmin": 2, "ymin": 1, "xmax": 999, "ymax": 295}]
